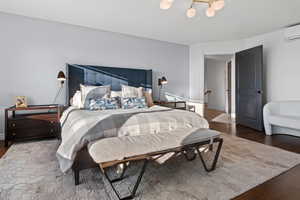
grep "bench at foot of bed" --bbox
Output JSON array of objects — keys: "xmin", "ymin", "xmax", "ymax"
[{"xmin": 88, "ymin": 128, "xmax": 223, "ymax": 200}]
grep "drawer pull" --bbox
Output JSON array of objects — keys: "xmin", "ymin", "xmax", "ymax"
[
  {"xmin": 12, "ymin": 133, "xmax": 16, "ymax": 136},
  {"xmin": 12, "ymin": 123, "xmax": 16, "ymax": 127}
]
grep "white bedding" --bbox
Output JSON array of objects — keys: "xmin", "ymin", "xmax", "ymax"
[{"xmin": 57, "ymin": 106, "xmax": 209, "ymax": 172}]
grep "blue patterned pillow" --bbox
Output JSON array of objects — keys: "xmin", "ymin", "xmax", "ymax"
[
  {"xmin": 82, "ymin": 85, "xmax": 111, "ymax": 109},
  {"xmin": 121, "ymin": 97, "xmax": 147, "ymax": 109},
  {"xmin": 89, "ymin": 97, "xmax": 120, "ymax": 110}
]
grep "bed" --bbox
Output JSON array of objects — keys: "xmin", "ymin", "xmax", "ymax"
[{"xmin": 57, "ymin": 64, "xmax": 210, "ymax": 185}]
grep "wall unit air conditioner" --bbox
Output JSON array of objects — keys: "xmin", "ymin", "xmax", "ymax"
[{"xmin": 285, "ymin": 25, "xmax": 300, "ymax": 40}]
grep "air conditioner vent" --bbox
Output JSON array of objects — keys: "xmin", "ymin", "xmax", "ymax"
[{"xmin": 285, "ymin": 24, "xmax": 300, "ymax": 40}]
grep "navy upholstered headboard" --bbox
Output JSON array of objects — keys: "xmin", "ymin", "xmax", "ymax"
[{"xmin": 66, "ymin": 64, "xmax": 152, "ymax": 103}]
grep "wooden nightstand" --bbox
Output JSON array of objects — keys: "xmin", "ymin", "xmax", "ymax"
[
  {"xmin": 154, "ymin": 101, "xmax": 187, "ymax": 110},
  {"xmin": 4, "ymin": 104, "xmax": 62, "ymax": 147}
]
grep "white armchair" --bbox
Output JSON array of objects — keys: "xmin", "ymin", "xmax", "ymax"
[{"xmin": 263, "ymin": 101, "xmax": 300, "ymax": 136}]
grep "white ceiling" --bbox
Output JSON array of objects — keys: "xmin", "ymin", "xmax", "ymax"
[{"xmin": 1, "ymin": 0, "xmax": 300, "ymax": 45}]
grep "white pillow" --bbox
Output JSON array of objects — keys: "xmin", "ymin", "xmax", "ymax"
[
  {"xmin": 70, "ymin": 90, "xmax": 83, "ymax": 108},
  {"xmin": 80, "ymin": 84, "xmax": 111, "ymax": 108},
  {"xmin": 121, "ymin": 85, "xmax": 143, "ymax": 98}
]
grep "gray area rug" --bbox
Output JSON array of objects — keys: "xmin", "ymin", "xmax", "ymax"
[
  {"xmin": 211, "ymin": 114, "xmax": 235, "ymax": 124},
  {"xmin": 1, "ymin": 134, "xmax": 300, "ymax": 200}
]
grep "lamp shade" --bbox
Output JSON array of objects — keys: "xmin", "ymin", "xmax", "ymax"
[
  {"xmin": 186, "ymin": 7, "xmax": 197, "ymax": 18},
  {"xmin": 57, "ymin": 71, "xmax": 66, "ymax": 83},
  {"xmin": 161, "ymin": 76, "xmax": 167, "ymax": 84},
  {"xmin": 206, "ymin": 6, "xmax": 215, "ymax": 17},
  {"xmin": 158, "ymin": 76, "xmax": 168, "ymax": 86},
  {"xmin": 160, "ymin": 0, "xmax": 174, "ymax": 10},
  {"xmin": 212, "ymin": 0, "xmax": 225, "ymax": 11}
]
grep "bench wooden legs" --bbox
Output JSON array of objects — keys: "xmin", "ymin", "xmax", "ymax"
[
  {"xmin": 196, "ymin": 138, "xmax": 223, "ymax": 172},
  {"xmin": 102, "ymin": 160, "xmax": 148, "ymax": 200}
]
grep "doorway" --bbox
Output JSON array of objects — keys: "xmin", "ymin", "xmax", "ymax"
[{"xmin": 204, "ymin": 54, "xmax": 235, "ymax": 123}]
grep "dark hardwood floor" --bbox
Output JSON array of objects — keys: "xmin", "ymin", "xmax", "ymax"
[
  {"xmin": 1, "ymin": 108, "xmax": 300, "ymax": 199},
  {"xmin": 0, "ymin": 141, "xmax": 8, "ymax": 158},
  {"xmin": 205, "ymin": 108, "xmax": 300, "ymax": 200}
]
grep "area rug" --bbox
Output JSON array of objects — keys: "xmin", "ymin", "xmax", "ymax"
[
  {"xmin": 1, "ymin": 134, "xmax": 300, "ymax": 200},
  {"xmin": 211, "ymin": 114, "xmax": 235, "ymax": 124}
]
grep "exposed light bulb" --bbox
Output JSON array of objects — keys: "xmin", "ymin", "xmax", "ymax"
[
  {"xmin": 206, "ymin": 6, "xmax": 215, "ymax": 17},
  {"xmin": 186, "ymin": 7, "xmax": 197, "ymax": 18},
  {"xmin": 211, "ymin": 0, "xmax": 225, "ymax": 11},
  {"xmin": 160, "ymin": 0, "xmax": 174, "ymax": 10}
]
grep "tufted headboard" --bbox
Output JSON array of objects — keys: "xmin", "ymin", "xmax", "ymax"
[{"xmin": 66, "ymin": 64, "xmax": 152, "ymax": 104}]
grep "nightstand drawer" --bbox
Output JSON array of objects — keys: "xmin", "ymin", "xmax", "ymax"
[
  {"xmin": 8, "ymin": 126, "xmax": 59, "ymax": 140},
  {"xmin": 8, "ymin": 118, "xmax": 58, "ymax": 130}
]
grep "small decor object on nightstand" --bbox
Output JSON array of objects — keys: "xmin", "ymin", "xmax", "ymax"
[{"xmin": 15, "ymin": 96, "xmax": 27, "ymax": 108}]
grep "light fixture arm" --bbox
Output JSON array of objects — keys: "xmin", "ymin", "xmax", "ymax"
[
  {"xmin": 193, "ymin": 0, "xmax": 210, "ymax": 3},
  {"xmin": 193, "ymin": 0, "xmax": 215, "ymax": 6}
]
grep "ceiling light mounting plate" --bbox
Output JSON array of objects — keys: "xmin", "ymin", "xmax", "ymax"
[{"xmin": 160, "ymin": 0, "xmax": 225, "ymax": 18}]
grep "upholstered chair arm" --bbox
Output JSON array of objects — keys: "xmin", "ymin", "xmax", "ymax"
[{"xmin": 263, "ymin": 103, "xmax": 273, "ymax": 135}]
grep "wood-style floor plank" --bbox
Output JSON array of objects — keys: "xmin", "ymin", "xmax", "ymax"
[{"xmin": 0, "ymin": 141, "xmax": 8, "ymax": 158}]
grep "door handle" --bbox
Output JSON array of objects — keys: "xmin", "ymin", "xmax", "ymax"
[{"xmin": 257, "ymin": 90, "xmax": 263, "ymax": 94}]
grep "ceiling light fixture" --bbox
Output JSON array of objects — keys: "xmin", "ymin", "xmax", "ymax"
[{"xmin": 160, "ymin": 0, "xmax": 225, "ymax": 18}]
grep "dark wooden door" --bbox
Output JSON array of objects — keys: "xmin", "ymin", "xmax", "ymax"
[{"xmin": 236, "ymin": 46, "xmax": 263, "ymax": 131}]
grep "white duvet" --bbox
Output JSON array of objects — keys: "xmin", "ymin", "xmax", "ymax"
[{"xmin": 57, "ymin": 105, "xmax": 209, "ymax": 172}]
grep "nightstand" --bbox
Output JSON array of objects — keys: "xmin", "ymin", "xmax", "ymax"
[
  {"xmin": 4, "ymin": 104, "xmax": 62, "ymax": 147},
  {"xmin": 154, "ymin": 101, "xmax": 187, "ymax": 110}
]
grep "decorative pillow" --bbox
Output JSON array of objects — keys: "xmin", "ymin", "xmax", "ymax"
[
  {"xmin": 111, "ymin": 90, "xmax": 122, "ymax": 98},
  {"xmin": 80, "ymin": 85, "xmax": 111, "ymax": 108},
  {"xmin": 89, "ymin": 97, "xmax": 120, "ymax": 110},
  {"xmin": 144, "ymin": 91, "xmax": 154, "ymax": 107},
  {"xmin": 121, "ymin": 97, "xmax": 147, "ymax": 109},
  {"xmin": 70, "ymin": 90, "xmax": 83, "ymax": 108},
  {"xmin": 121, "ymin": 85, "xmax": 143, "ymax": 98}
]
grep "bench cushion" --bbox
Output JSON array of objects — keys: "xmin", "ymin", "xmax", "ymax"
[
  {"xmin": 268, "ymin": 115, "xmax": 300, "ymax": 130},
  {"xmin": 88, "ymin": 128, "xmax": 221, "ymax": 164}
]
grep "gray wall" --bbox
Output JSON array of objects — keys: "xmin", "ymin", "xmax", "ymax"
[{"xmin": 0, "ymin": 12, "xmax": 190, "ymax": 139}]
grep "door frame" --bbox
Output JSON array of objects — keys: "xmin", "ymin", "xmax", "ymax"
[
  {"xmin": 204, "ymin": 55, "xmax": 235, "ymax": 115},
  {"xmin": 226, "ymin": 61, "xmax": 232, "ymax": 115}
]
